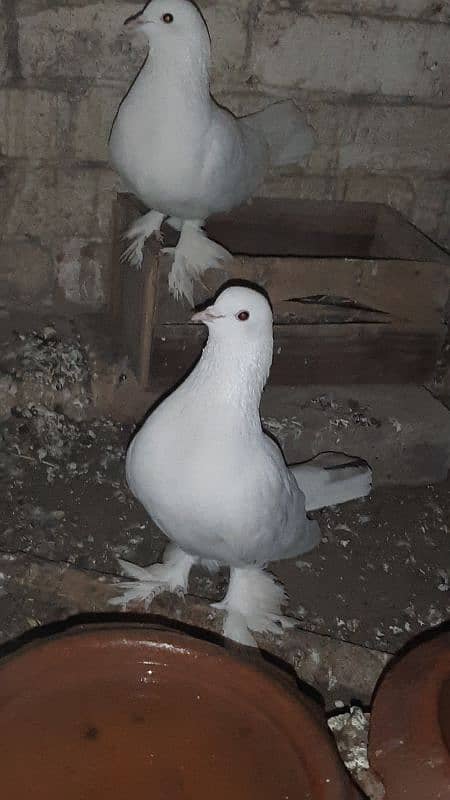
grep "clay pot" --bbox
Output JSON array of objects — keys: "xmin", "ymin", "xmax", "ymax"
[
  {"xmin": 0, "ymin": 623, "xmax": 359, "ymax": 800},
  {"xmin": 369, "ymin": 630, "xmax": 450, "ymax": 799}
]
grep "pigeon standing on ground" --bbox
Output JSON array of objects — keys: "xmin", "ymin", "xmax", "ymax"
[
  {"xmin": 110, "ymin": 286, "xmax": 372, "ymax": 646},
  {"xmin": 109, "ymin": 0, "xmax": 315, "ymax": 305}
]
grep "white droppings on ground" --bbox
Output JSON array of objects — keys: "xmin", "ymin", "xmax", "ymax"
[
  {"xmin": 327, "ymin": 667, "xmax": 337, "ymax": 690},
  {"xmin": 0, "ymin": 326, "xmax": 90, "ymax": 421},
  {"xmin": 388, "ymin": 625, "xmax": 403, "ymax": 635},
  {"xmin": 2, "ymin": 318, "xmax": 450, "ymax": 661},
  {"xmin": 295, "ymin": 559, "xmax": 312, "ymax": 570},
  {"xmin": 328, "ymin": 707, "xmax": 385, "ymax": 799},
  {"xmin": 437, "ymin": 569, "xmax": 449, "ymax": 592},
  {"xmin": 3, "ymin": 327, "xmax": 88, "ymax": 388},
  {"xmin": 389, "ymin": 417, "xmax": 402, "ymax": 432},
  {"xmin": 328, "ymin": 706, "xmax": 369, "ymax": 770},
  {"xmin": 427, "ymin": 604, "xmax": 445, "ymax": 626},
  {"xmin": 335, "ymin": 523, "xmax": 352, "ymax": 534},
  {"xmin": 262, "ymin": 416, "xmax": 303, "ymax": 445}
]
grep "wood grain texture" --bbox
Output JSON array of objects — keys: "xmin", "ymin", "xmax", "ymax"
[
  {"xmin": 148, "ymin": 322, "xmax": 443, "ymax": 393},
  {"xmin": 111, "ymin": 194, "xmax": 450, "ymax": 390}
]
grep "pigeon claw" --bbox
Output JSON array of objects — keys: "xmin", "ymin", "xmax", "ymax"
[
  {"xmin": 165, "ymin": 251, "xmax": 195, "ymax": 306},
  {"xmin": 108, "ymin": 556, "xmax": 190, "ymax": 609},
  {"xmin": 164, "ymin": 226, "xmax": 233, "ymax": 305},
  {"xmin": 108, "ymin": 580, "xmax": 167, "ymax": 610},
  {"xmin": 120, "ymin": 243, "xmax": 144, "ymax": 269}
]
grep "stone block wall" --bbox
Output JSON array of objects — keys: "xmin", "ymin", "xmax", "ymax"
[{"xmin": 1, "ymin": 0, "xmax": 449, "ymax": 309}]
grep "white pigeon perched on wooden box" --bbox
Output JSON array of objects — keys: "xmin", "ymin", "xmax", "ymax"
[
  {"xmin": 110, "ymin": 285, "xmax": 372, "ymax": 646},
  {"xmin": 109, "ymin": 0, "xmax": 315, "ymax": 305}
]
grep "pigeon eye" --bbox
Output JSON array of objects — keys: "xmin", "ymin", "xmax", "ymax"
[
  {"xmin": 162, "ymin": 12, "xmax": 174, "ymax": 23},
  {"xmin": 236, "ymin": 310, "xmax": 250, "ymax": 321}
]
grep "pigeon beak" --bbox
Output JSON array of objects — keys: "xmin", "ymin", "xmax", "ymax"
[{"xmin": 191, "ymin": 308, "xmax": 224, "ymax": 324}]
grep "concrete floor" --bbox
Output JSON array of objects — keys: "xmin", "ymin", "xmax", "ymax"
[
  {"xmin": 0, "ymin": 314, "xmax": 448, "ymax": 676},
  {"xmin": 1, "ymin": 314, "xmax": 448, "ymax": 799},
  {"xmin": 1, "ymin": 406, "xmax": 448, "ymax": 656}
]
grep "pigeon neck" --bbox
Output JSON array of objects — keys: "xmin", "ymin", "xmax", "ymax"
[
  {"xmin": 144, "ymin": 41, "xmax": 211, "ymax": 96},
  {"xmin": 192, "ymin": 336, "xmax": 273, "ymax": 415}
]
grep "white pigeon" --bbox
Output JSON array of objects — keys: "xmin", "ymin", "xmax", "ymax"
[
  {"xmin": 110, "ymin": 285, "xmax": 372, "ymax": 646},
  {"xmin": 109, "ymin": 0, "xmax": 315, "ymax": 305}
]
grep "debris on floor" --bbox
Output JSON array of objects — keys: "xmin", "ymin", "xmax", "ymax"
[
  {"xmin": 0, "ymin": 313, "xmax": 448, "ymax": 795},
  {"xmin": 328, "ymin": 706, "xmax": 385, "ymax": 799},
  {"xmin": 1, "ymin": 317, "xmax": 449, "ymax": 650},
  {"xmin": 0, "ymin": 322, "xmax": 91, "ymax": 421},
  {"xmin": 2, "ymin": 389, "xmax": 448, "ymax": 653},
  {"xmin": 0, "ymin": 549, "xmax": 390, "ymax": 712}
]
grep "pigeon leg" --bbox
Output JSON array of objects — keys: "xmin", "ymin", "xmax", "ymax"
[
  {"xmin": 212, "ymin": 566, "xmax": 295, "ymax": 647},
  {"xmin": 109, "ymin": 543, "xmax": 196, "ymax": 609},
  {"xmin": 162, "ymin": 220, "xmax": 232, "ymax": 306},
  {"xmin": 121, "ymin": 209, "xmax": 166, "ymax": 269}
]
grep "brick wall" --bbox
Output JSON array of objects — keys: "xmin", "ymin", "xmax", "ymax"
[{"xmin": 1, "ymin": 0, "xmax": 449, "ymax": 309}]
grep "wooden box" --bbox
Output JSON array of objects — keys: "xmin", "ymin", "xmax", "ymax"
[{"xmin": 110, "ymin": 194, "xmax": 449, "ymax": 393}]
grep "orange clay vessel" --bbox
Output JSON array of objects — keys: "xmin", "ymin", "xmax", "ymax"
[{"xmin": 0, "ymin": 624, "xmax": 361, "ymax": 800}]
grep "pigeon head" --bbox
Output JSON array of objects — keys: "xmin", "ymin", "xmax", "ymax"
[
  {"xmin": 126, "ymin": 0, "xmax": 211, "ymax": 54},
  {"xmin": 192, "ymin": 285, "xmax": 273, "ymax": 345},
  {"xmin": 193, "ymin": 286, "xmax": 272, "ymax": 336},
  {"xmin": 192, "ymin": 286, "xmax": 274, "ymax": 398}
]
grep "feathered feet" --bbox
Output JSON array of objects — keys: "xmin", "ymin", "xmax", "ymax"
[
  {"xmin": 213, "ymin": 566, "xmax": 294, "ymax": 647},
  {"xmin": 121, "ymin": 209, "xmax": 165, "ymax": 268},
  {"xmin": 163, "ymin": 220, "xmax": 232, "ymax": 306},
  {"xmin": 110, "ymin": 548, "xmax": 293, "ymax": 649},
  {"xmin": 109, "ymin": 543, "xmax": 195, "ymax": 609}
]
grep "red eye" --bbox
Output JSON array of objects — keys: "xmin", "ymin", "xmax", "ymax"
[
  {"xmin": 162, "ymin": 12, "xmax": 174, "ymax": 22},
  {"xmin": 236, "ymin": 310, "xmax": 249, "ymax": 321}
]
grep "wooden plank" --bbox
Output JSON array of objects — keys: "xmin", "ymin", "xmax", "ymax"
[
  {"xmin": 121, "ymin": 253, "xmax": 152, "ymax": 382},
  {"xmin": 112, "ymin": 193, "xmax": 450, "ymax": 390},
  {"xmin": 205, "ymin": 198, "xmax": 380, "ymax": 258},
  {"xmin": 119, "ymin": 193, "xmax": 449, "ymax": 263},
  {"xmin": 272, "ymin": 324, "xmax": 443, "ymax": 384},
  {"xmin": 149, "ymin": 325, "xmax": 206, "ymax": 389},
  {"xmin": 155, "ymin": 255, "xmax": 449, "ymax": 327},
  {"xmin": 109, "ymin": 197, "xmax": 127, "ymax": 320},
  {"xmin": 374, "ymin": 205, "xmax": 450, "ymax": 262},
  {"xmin": 111, "ymin": 194, "xmax": 161, "ymax": 385},
  {"xmin": 147, "ymin": 322, "xmax": 444, "ymax": 392},
  {"xmin": 137, "ymin": 249, "xmax": 159, "ymax": 386}
]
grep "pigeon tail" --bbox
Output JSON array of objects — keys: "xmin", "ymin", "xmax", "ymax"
[
  {"xmin": 291, "ymin": 452, "xmax": 373, "ymax": 512},
  {"xmin": 163, "ymin": 221, "xmax": 232, "ymax": 305},
  {"xmin": 109, "ymin": 543, "xmax": 196, "ymax": 609},
  {"xmin": 242, "ymin": 100, "xmax": 315, "ymax": 169},
  {"xmin": 212, "ymin": 566, "xmax": 294, "ymax": 647}
]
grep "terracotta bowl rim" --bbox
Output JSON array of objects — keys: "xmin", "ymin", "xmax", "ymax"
[
  {"xmin": 369, "ymin": 629, "xmax": 450, "ymax": 793},
  {"xmin": 0, "ymin": 620, "xmax": 359, "ymax": 800}
]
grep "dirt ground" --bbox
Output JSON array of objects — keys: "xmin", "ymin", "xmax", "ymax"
[
  {"xmin": 1, "ymin": 402, "xmax": 448, "ymax": 655},
  {"xmin": 0, "ymin": 316, "xmax": 448, "ymax": 654},
  {"xmin": 0, "ymin": 314, "xmax": 448, "ymax": 800}
]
